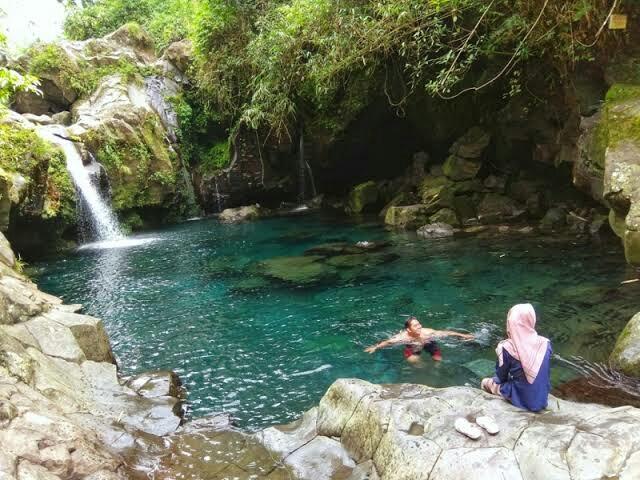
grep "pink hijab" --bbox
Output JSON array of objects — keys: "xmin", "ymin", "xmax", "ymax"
[{"xmin": 496, "ymin": 303, "xmax": 549, "ymax": 384}]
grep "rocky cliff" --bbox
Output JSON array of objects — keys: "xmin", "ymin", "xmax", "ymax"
[{"xmin": 0, "ymin": 232, "xmax": 183, "ymax": 479}]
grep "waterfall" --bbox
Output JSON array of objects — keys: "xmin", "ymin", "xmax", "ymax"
[
  {"xmin": 298, "ymin": 131, "xmax": 306, "ymax": 204},
  {"xmin": 214, "ymin": 178, "xmax": 224, "ymax": 213},
  {"xmin": 37, "ymin": 126, "xmax": 124, "ymax": 242}
]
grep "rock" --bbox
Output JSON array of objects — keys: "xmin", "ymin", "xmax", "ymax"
[
  {"xmin": 44, "ymin": 309, "xmax": 115, "ymax": 364},
  {"xmin": 0, "ymin": 233, "xmax": 16, "ymax": 268},
  {"xmin": 483, "ymin": 175, "xmax": 506, "ymax": 191},
  {"xmin": 346, "ymin": 181, "xmax": 379, "ymax": 214},
  {"xmin": 417, "ymin": 223, "xmax": 455, "ymax": 239},
  {"xmin": 295, "ymin": 378, "xmax": 640, "ymax": 480},
  {"xmin": 125, "ymin": 370, "xmax": 181, "ymax": 398},
  {"xmin": 574, "ymin": 112, "xmax": 605, "ymax": 202},
  {"xmin": 610, "ymin": 312, "xmax": 640, "ymax": 377},
  {"xmin": 219, "ymin": 205, "xmax": 264, "ymax": 223},
  {"xmin": 442, "ymin": 155, "xmax": 482, "ymax": 181},
  {"xmin": 429, "ymin": 207, "xmax": 459, "ymax": 227},
  {"xmin": 21, "ymin": 114, "xmax": 53, "ymax": 126},
  {"xmin": 161, "ymin": 39, "xmax": 193, "ymax": 74},
  {"xmin": 384, "ymin": 205, "xmax": 432, "ymax": 229},
  {"xmin": 476, "ymin": 194, "xmax": 524, "ymax": 224},
  {"xmin": 258, "ymin": 255, "xmax": 337, "ymax": 285},
  {"xmin": 601, "ymin": 84, "xmax": 640, "ymax": 266},
  {"xmin": 539, "ymin": 207, "xmax": 567, "ymax": 232},
  {"xmin": 51, "ymin": 111, "xmax": 72, "ymax": 126},
  {"xmin": 449, "ymin": 127, "xmax": 491, "ymax": 159}
]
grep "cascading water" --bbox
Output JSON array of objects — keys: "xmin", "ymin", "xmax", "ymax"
[
  {"xmin": 37, "ymin": 126, "xmax": 124, "ymax": 242},
  {"xmin": 298, "ymin": 131, "xmax": 306, "ymax": 204}
]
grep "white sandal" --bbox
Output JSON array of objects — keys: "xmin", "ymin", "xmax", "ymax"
[
  {"xmin": 475, "ymin": 415, "xmax": 499, "ymax": 435},
  {"xmin": 454, "ymin": 417, "xmax": 482, "ymax": 440}
]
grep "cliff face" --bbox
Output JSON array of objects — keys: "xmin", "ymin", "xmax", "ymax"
[
  {"xmin": 0, "ymin": 232, "xmax": 183, "ymax": 479},
  {"xmin": 2, "ymin": 24, "xmax": 198, "ymax": 255}
]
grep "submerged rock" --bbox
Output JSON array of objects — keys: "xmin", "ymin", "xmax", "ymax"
[
  {"xmin": 259, "ymin": 255, "xmax": 337, "ymax": 285},
  {"xmin": 610, "ymin": 312, "xmax": 640, "ymax": 377}
]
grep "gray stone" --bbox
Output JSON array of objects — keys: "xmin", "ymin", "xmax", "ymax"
[
  {"xmin": 51, "ymin": 111, "xmax": 72, "ymax": 126},
  {"xmin": 0, "ymin": 233, "xmax": 15, "ymax": 268},
  {"xmin": 430, "ymin": 447, "xmax": 523, "ymax": 480},
  {"xmin": 125, "ymin": 370, "xmax": 181, "ymax": 398},
  {"xmin": 449, "ymin": 127, "xmax": 491, "ymax": 159},
  {"xmin": 24, "ymin": 317, "xmax": 86, "ymax": 363},
  {"xmin": 286, "ymin": 436, "xmax": 355, "ymax": 479},
  {"xmin": 443, "ymin": 155, "xmax": 482, "ymax": 181},
  {"xmin": 44, "ymin": 309, "xmax": 114, "ymax": 364},
  {"xmin": 219, "ymin": 205, "xmax": 265, "ymax": 223},
  {"xmin": 476, "ymin": 194, "xmax": 524, "ymax": 224},
  {"xmin": 416, "ymin": 223, "xmax": 455, "ymax": 239}
]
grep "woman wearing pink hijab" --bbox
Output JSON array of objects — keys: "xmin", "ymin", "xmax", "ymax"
[{"xmin": 481, "ymin": 303, "xmax": 552, "ymax": 412}]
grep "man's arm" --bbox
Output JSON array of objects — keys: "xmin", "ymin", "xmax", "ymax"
[
  {"xmin": 431, "ymin": 329, "xmax": 475, "ymax": 341},
  {"xmin": 364, "ymin": 332, "xmax": 406, "ymax": 353}
]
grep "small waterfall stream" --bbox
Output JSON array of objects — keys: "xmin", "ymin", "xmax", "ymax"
[{"xmin": 38, "ymin": 126, "xmax": 124, "ymax": 242}]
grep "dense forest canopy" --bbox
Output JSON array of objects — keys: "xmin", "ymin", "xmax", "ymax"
[{"xmin": 60, "ymin": 0, "xmax": 628, "ymax": 144}]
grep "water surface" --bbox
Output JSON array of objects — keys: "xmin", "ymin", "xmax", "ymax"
[{"xmin": 34, "ymin": 214, "xmax": 640, "ymax": 429}]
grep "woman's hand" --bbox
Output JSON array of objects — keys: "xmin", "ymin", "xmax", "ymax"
[
  {"xmin": 461, "ymin": 333, "xmax": 475, "ymax": 341},
  {"xmin": 364, "ymin": 345, "xmax": 378, "ymax": 353}
]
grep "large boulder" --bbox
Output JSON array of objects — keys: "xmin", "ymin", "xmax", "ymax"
[
  {"xmin": 601, "ymin": 84, "xmax": 640, "ymax": 266},
  {"xmin": 218, "ymin": 204, "xmax": 266, "ymax": 223},
  {"xmin": 476, "ymin": 194, "xmax": 524, "ymax": 224},
  {"xmin": 270, "ymin": 378, "xmax": 640, "ymax": 480},
  {"xmin": 346, "ymin": 180, "xmax": 379, "ymax": 214},
  {"xmin": 610, "ymin": 312, "xmax": 640, "ymax": 377},
  {"xmin": 443, "ymin": 127, "xmax": 490, "ymax": 181},
  {"xmin": 384, "ymin": 205, "xmax": 432, "ymax": 229},
  {"xmin": 69, "ymin": 74, "xmax": 190, "ymax": 214}
]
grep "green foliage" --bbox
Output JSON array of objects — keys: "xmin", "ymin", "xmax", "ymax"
[
  {"xmin": 0, "ymin": 35, "xmax": 40, "ymax": 108},
  {"xmin": 190, "ymin": 0, "xmax": 621, "ymax": 140},
  {"xmin": 25, "ymin": 42, "xmax": 156, "ymax": 98},
  {"xmin": 201, "ymin": 140, "xmax": 231, "ymax": 173},
  {"xmin": 64, "ymin": 0, "xmax": 193, "ymax": 51},
  {"xmin": 0, "ymin": 124, "xmax": 74, "ymax": 221}
]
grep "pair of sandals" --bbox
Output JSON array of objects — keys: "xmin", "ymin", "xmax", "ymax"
[{"xmin": 454, "ymin": 415, "xmax": 499, "ymax": 439}]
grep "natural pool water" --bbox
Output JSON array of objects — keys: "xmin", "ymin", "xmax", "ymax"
[{"xmin": 34, "ymin": 214, "xmax": 640, "ymax": 429}]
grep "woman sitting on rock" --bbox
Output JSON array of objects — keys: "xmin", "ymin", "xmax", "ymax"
[
  {"xmin": 481, "ymin": 303, "xmax": 552, "ymax": 412},
  {"xmin": 364, "ymin": 316, "xmax": 474, "ymax": 363}
]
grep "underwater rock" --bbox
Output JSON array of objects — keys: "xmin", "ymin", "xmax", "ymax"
[
  {"xmin": 304, "ymin": 241, "xmax": 390, "ymax": 257},
  {"xmin": 259, "ymin": 255, "xmax": 338, "ymax": 285}
]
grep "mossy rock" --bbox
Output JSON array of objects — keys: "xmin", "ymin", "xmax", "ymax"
[
  {"xmin": 624, "ymin": 230, "xmax": 640, "ymax": 266},
  {"xmin": 346, "ymin": 180, "xmax": 379, "ymax": 214},
  {"xmin": 258, "ymin": 255, "xmax": 338, "ymax": 285},
  {"xmin": 206, "ymin": 256, "xmax": 251, "ymax": 277},
  {"xmin": 609, "ymin": 210, "xmax": 626, "ymax": 238},
  {"xmin": 429, "ymin": 208, "xmax": 459, "ymax": 227},
  {"xmin": 231, "ymin": 276, "xmax": 271, "ymax": 294},
  {"xmin": 442, "ymin": 155, "xmax": 482, "ymax": 181},
  {"xmin": 304, "ymin": 241, "xmax": 389, "ymax": 257},
  {"xmin": 610, "ymin": 312, "xmax": 640, "ymax": 377},
  {"xmin": 384, "ymin": 205, "xmax": 431, "ymax": 229},
  {"xmin": 326, "ymin": 252, "xmax": 398, "ymax": 269}
]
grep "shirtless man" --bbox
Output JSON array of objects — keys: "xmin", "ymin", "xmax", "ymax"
[{"xmin": 364, "ymin": 316, "xmax": 474, "ymax": 363}]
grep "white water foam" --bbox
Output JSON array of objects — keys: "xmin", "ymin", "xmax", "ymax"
[
  {"xmin": 77, "ymin": 237, "xmax": 160, "ymax": 251},
  {"xmin": 37, "ymin": 126, "xmax": 124, "ymax": 242}
]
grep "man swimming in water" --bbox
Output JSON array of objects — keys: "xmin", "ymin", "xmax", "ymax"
[{"xmin": 364, "ymin": 316, "xmax": 474, "ymax": 363}]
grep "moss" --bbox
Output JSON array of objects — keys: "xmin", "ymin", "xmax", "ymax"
[
  {"xmin": 0, "ymin": 123, "xmax": 74, "ymax": 222},
  {"xmin": 605, "ymin": 84, "xmax": 640, "ymax": 105},
  {"xmin": 200, "ymin": 140, "xmax": 231, "ymax": 173},
  {"xmin": 92, "ymin": 116, "xmax": 179, "ymax": 211}
]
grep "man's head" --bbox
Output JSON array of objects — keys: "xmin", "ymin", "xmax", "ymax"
[{"xmin": 404, "ymin": 316, "xmax": 422, "ymax": 335}]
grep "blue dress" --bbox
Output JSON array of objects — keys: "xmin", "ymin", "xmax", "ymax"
[{"xmin": 493, "ymin": 342, "xmax": 552, "ymax": 412}]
